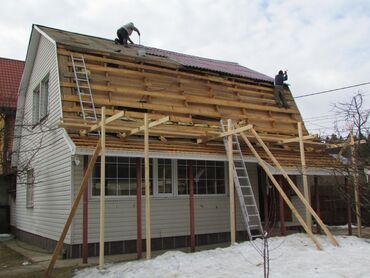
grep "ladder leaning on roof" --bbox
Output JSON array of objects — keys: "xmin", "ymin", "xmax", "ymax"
[
  {"xmin": 71, "ymin": 54, "xmax": 98, "ymax": 122},
  {"xmin": 221, "ymin": 119, "xmax": 264, "ymax": 240}
]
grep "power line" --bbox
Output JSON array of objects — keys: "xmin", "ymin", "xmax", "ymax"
[{"xmin": 294, "ymin": 81, "xmax": 370, "ymax": 99}]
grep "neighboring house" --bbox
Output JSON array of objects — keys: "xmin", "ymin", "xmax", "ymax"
[
  {"xmin": 12, "ymin": 25, "xmax": 342, "ymax": 258},
  {"xmin": 0, "ymin": 57, "xmax": 24, "ymax": 233}
]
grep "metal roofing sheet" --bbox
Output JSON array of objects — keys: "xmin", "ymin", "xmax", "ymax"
[{"xmin": 0, "ymin": 57, "xmax": 24, "ymax": 109}]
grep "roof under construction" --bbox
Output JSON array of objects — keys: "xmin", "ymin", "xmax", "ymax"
[{"xmin": 33, "ymin": 25, "xmax": 341, "ymax": 169}]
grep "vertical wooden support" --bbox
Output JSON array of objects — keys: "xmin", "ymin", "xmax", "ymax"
[
  {"xmin": 298, "ymin": 122, "xmax": 311, "ymax": 231},
  {"xmin": 136, "ymin": 158, "xmax": 142, "ymax": 259},
  {"xmin": 227, "ymin": 119, "xmax": 236, "ymax": 244},
  {"xmin": 247, "ymin": 127, "xmax": 338, "ymax": 247},
  {"xmin": 345, "ymin": 176, "xmax": 352, "ymax": 236},
  {"xmin": 258, "ymin": 166, "xmax": 269, "ymax": 230},
  {"xmin": 82, "ymin": 155, "xmax": 88, "ymax": 264},
  {"xmin": 278, "ymin": 176, "xmax": 286, "ymax": 236},
  {"xmin": 238, "ymin": 130, "xmax": 322, "ymax": 250},
  {"xmin": 44, "ymin": 141, "xmax": 101, "ymax": 278},
  {"xmin": 314, "ymin": 176, "xmax": 321, "ymax": 234},
  {"xmin": 350, "ymin": 131, "xmax": 362, "ymax": 237},
  {"xmin": 188, "ymin": 160, "xmax": 195, "ymax": 252},
  {"xmin": 99, "ymin": 107, "xmax": 106, "ymax": 270},
  {"xmin": 144, "ymin": 113, "xmax": 152, "ymax": 259}
]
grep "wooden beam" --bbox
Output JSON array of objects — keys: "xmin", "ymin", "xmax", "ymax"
[
  {"xmin": 247, "ymin": 127, "xmax": 339, "ymax": 247},
  {"xmin": 298, "ymin": 122, "xmax": 311, "ymax": 231},
  {"xmin": 99, "ymin": 107, "xmax": 106, "ymax": 269},
  {"xmin": 89, "ymin": 111, "xmax": 125, "ymax": 132},
  {"xmin": 278, "ymin": 176, "xmax": 286, "ymax": 236},
  {"xmin": 279, "ymin": 134, "xmax": 317, "ymax": 144},
  {"xmin": 136, "ymin": 158, "xmax": 142, "ymax": 259},
  {"xmin": 238, "ymin": 130, "xmax": 322, "ymax": 250},
  {"xmin": 197, "ymin": 124, "xmax": 253, "ymax": 144},
  {"xmin": 82, "ymin": 156, "xmax": 88, "ymax": 264},
  {"xmin": 144, "ymin": 113, "xmax": 152, "ymax": 259},
  {"xmin": 227, "ymin": 119, "xmax": 236, "ymax": 244},
  {"xmin": 188, "ymin": 161, "xmax": 195, "ymax": 252},
  {"xmin": 121, "ymin": 116, "xmax": 170, "ymax": 138},
  {"xmin": 44, "ymin": 140, "xmax": 101, "ymax": 278}
]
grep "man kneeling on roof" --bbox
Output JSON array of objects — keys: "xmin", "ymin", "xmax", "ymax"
[
  {"xmin": 115, "ymin": 22, "xmax": 141, "ymax": 47},
  {"xmin": 274, "ymin": 70, "xmax": 289, "ymax": 108}
]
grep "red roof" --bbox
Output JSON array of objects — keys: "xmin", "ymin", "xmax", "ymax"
[
  {"xmin": 143, "ymin": 46, "xmax": 274, "ymax": 82},
  {"xmin": 0, "ymin": 57, "xmax": 24, "ymax": 109}
]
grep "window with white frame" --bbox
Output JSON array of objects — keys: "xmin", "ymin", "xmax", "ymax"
[
  {"xmin": 32, "ymin": 75, "xmax": 49, "ymax": 125},
  {"xmin": 91, "ymin": 157, "xmax": 226, "ymax": 197},
  {"xmin": 92, "ymin": 157, "xmax": 153, "ymax": 196},
  {"xmin": 26, "ymin": 169, "xmax": 34, "ymax": 208},
  {"xmin": 177, "ymin": 160, "xmax": 226, "ymax": 195},
  {"xmin": 157, "ymin": 159, "xmax": 173, "ymax": 194}
]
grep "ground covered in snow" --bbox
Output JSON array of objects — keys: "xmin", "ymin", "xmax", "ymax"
[{"xmin": 74, "ymin": 234, "xmax": 370, "ymax": 278}]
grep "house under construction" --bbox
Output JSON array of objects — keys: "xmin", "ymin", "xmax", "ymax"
[{"xmin": 11, "ymin": 25, "xmax": 342, "ymax": 273}]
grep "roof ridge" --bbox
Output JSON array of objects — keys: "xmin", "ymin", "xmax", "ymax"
[{"xmin": 0, "ymin": 57, "xmax": 25, "ymax": 63}]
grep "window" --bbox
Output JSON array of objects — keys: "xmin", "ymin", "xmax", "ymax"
[
  {"xmin": 92, "ymin": 157, "xmax": 153, "ymax": 196},
  {"xmin": 157, "ymin": 159, "xmax": 172, "ymax": 194},
  {"xmin": 32, "ymin": 75, "xmax": 49, "ymax": 125},
  {"xmin": 178, "ymin": 160, "xmax": 226, "ymax": 195},
  {"xmin": 91, "ymin": 157, "xmax": 226, "ymax": 197},
  {"xmin": 26, "ymin": 169, "xmax": 34, "ymax": 208}
]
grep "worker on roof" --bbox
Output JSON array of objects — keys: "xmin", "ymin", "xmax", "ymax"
[
  {"xmin": 274, "ymin": 70, "xmax": 289, "ymax": 108},
  {"xmin": 115, "ymin": 22, "xmax": 141, "ymax": 47}
]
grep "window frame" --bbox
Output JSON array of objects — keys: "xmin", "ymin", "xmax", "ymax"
[
  {"xmin": 32, "ymin": 74, "xmax": 49, "ymax": 127},
  {"xmin": 26, "ymin": 169, "xmax": 34, "ymax": 208},
  {"xmin": 89, "ymin": 157, "xmax": 227, "ymax": 199}
]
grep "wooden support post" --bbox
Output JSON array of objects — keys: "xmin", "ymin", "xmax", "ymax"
[
  {"xmin": 278, "ymin": 176, "xmax": 286, "ymax": 236},
  {"xmin": 238, "ymin": 130, "xmax": 322, "ymax": 250},
  {"xmin": 99, "ymin": 107, "xmax": 106, "ymax": 270},
  {"xmin": 188, "ymin": 160, "xmax": 195, "ymax": 252},
  {"xmin": 227, "ymin": 119, "xmax": 236, "ymax": 244},
  {"xmin": 350, "ymin": 131, "xmax": 362, "ymax": 237},
  {"xmin": 144, "ymin": 113, "xmax": 152, "ymax": 259},
  {"xmin": 44, "ymin": 141, "xmax": 101, "ymax": 278},
  {"xmin": 345, "ymin": 176, "xmax": 352, "ymax": 236},
  {"xmin": 298, "ymin": 122, "xmax": 311, "ymax": 231},
  {"xmin": 82, "ymin": 155, "xmax": 88, "ymax": 264},
  {"xmin": 136, "ymin": 158, "xmax": 142, "ymax": 259},
  {"xmin": 246, "ymin": 127, "xmax": 339, "ymax": 247},
  {"xmin": 314, "ymin": 176, "xmax": 321, "ymax": 234}
]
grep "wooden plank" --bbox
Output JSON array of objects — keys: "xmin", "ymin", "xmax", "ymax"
[
  {"xmin": 248, "ymin": 127, "xmax": 339, "ymax": 247},
  {"xmin": 99, "ymin": 107, "xmax": 106, "ymax": 269},
  {"xmin": 144, "ymin": 113, "xmax": 151, "ymax": 259},
  {"xmin": 227, "ymin": 119, "xmax": 236, "ymax": 244},
  {"xmin": 60, "ymin": 81, "xmax": 299, "ymax": 115},
  {"xmin": 44, "ymin": 141, "xmax": 101, "ymax": 278},
  {"xmin": 121, "ymin": 116, "xmax": 170, "ymax": 138},
  {"xmin": 197, "ymin": 124, "xmax": 253, "ymax": 144},
  {"xmin": 238, "ymin": 130, "xmax": 322, "ymax": 250},
  {"xmin": 89, "ymin": 111, "xmax": 125, "ymax": 132},
  {"xmin": 279, "ymin": 134, "xmax": 317, "ymax": 144},
  {"xmin": 298, "ymin": 122, "xmax": 311, "ymax": 231}
]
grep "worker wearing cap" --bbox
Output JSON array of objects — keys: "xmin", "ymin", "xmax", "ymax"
[
  {"xmin": 274, "ymin": 70, "xmax": 289, "ymax": 108},
  {"xmin": 115, "ymin": 22, "xmax": 141, "ymax": 46}
]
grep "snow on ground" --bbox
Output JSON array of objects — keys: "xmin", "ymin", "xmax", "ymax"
[{"xmin": 74, "ymin": 234, "xmax": 370, "ymax": 278}]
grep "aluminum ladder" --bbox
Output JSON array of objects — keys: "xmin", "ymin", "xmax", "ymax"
[
  {"xmin": 221, "ymin": 119, "xmax": 264, "ymax": 240},
  {"xmin": 71, "ymin": 54, "xmax": 97, "ymax": 122}
]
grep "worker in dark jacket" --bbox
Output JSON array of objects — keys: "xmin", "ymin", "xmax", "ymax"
[
  {"xmin": 115, "ymin": 22, "xmax": 141, "ymax": 46},
  {"xmin": 274, "ymin": 70, "xmax": 289, "ymax": 108}
]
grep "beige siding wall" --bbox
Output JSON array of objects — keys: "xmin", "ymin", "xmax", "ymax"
[
  {"xmin": 71, "ymin": 158, "xmax": 260, "ymax": 244},
  {"xmin": 15, "ymin": 34, "xmax": 73, "ymax": 242}
]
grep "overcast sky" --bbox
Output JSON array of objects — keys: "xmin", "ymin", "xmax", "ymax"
[{"xmin": 1, "ymin": 0, "xmax": 369, "ymax": 136}]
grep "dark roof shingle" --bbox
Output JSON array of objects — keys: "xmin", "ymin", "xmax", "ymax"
[{"xmin": 0, "ymin": 57, "xmax": 24, "ymax": 109}]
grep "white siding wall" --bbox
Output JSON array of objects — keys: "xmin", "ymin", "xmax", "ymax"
[
  {"xmin": 71, "ymin": 158, "xmax": 260, "ymax": 244},
  {"xmin": 15, "ymin": 35, "xmax": 73, "ymax": 242}
]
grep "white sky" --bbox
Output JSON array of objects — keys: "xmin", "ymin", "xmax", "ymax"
[{"xmin": 1, "ymin": 0, "xmax": 369, "ymax": 136}]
